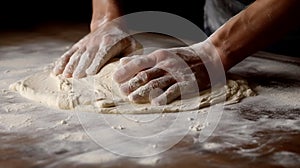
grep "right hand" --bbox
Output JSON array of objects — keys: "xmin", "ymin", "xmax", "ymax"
[
  {"xmin": 53, "ymin": 21, "xmax": 142, "ymax": 78},
  {"xmin": 113, "ymin": 40, "xmax": 222, "ymax": 105}
]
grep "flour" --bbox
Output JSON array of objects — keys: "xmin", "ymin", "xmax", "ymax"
[
  {"xmin": 56, "ymin": 132, "xmax": 89, "ymax": 142},
  {"xmin": 9, "ymin": 60, "xmax": 256, "ymax": 114},
  {"xmin": 0, "ymin": 114, "xmax": 32, "ymax": 130}
]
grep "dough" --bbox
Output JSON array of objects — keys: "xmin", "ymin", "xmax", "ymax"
[{"xmin": 9, "ymin": 60, "xmax": 256, "ymax": 114}]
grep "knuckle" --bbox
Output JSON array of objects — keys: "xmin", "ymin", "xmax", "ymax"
[
  {"xmin": 102, "ymin": 34, "xmax": 114, "ymax": 44},
  {"xmin": 83, "ymin": 52, "xmax": 93, "ymax": 60},
  {"xmin": 169, "ymin": 83, "xmax": 180, "ymax": 92},
  {"xmin": 136, "ymin": 71, "xmax": 149, "ymax": 82},
  {"xmin": 151, "ymin": 49, "xmax": 172, "ymax": 60},
  {"xmin": 148, "ymin": 80, "xmax": 159, "ymax": 88},
  {"xmin": 153, "ymin": 49, "xmax": 168, "ymax": 56},
  {"xmin": 133, "ymin": 58, "xmax": 144, "ymax": 67}
]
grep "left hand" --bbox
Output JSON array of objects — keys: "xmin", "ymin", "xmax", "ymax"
[
  {"xmin": 113, "ymin": 41, "xmax": 220, "ymax": 105},
  {"xmin": 53, "ymin": 21, "xmax": 142, "ymax": 78}
]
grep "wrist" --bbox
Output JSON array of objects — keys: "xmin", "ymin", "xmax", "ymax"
[
  {"xmin": 90, "ymin": 16, "xmax": 112, "ymax": 32},
  {"xmin": 207, "ymin": 35, "xmax": 231, "ymax": 71},
  {"xmin": 90, "ymin": 0, "xmax": 121, "ymax": 32},
  {"xmin": 190, "ymin": 39, "xmax": 229, "ymax": 71}
]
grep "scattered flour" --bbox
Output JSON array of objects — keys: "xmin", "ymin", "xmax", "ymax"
[{"xmin": 0, "ymin": 114, "xmax": 32, "ymax": 130}]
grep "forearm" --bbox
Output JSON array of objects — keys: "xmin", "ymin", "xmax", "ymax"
[
  {"xmin": 210, "ymin": 0, "xmax": 300, "ymax": 71},
  {"xmin": 91, "ymin": 0, "xmax": 122, "ymax": 31}
]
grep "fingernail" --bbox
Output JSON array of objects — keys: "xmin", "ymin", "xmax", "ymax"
[
  {"xmin": 151, "ymin": 99, "xmax": 161, "ymax": 106},
  {"xmin": 119, "ymin": 83, "xmax": 130, "ymax": 95},
  {"xmin": 119, "ymin": 57, "xmax": 128, "ymax": 65},
  {"xmin": 85, "ymin": 68, "xmax": 93, "ymax": 76},
  {"xmin": 73, "ymin": 71, "xmax": 86, "ymax": 79},
  {"xmin": 128, "ymin": 93, "xmax": 136, "ymax": 102},
  {"xmin": 128, "ymin": 93, "xmax": 147, "ymax": 104},
  {"xmin": 73, "ymin": 73, "xmax": 80, "ymax": 79},
  {"xmin": 151, "ymin": 97, "xmax": 166, "ymax": 106},
  {"xmin": 52, "ymin": 67, "xmax": 60, "ymax": 75},
  {"xmin": 62, "ymin": 72, "xmax": 71, "ymax": 78},
  {"xmin": 52, "ymin": 70, "xmax": 59, "ymax": 76}
]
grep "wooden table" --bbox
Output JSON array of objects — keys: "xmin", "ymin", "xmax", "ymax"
[{"xmin": 0, "ymin": 24, "xmax": 299, "ymax": 168}]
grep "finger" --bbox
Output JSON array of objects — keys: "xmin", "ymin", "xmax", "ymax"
[
  {"xmin": 122, "ymin": 39, "xmax": 143, "ymax": 56},
  {"xmin": 73, "ymin": 50, "xmax": 97, "ymax": 78},
  {"xmin": 62, "ymin": 48, "xmax": 86, "ymax": 78},
  {"xmin": 53, "ymin": 47, "xmax": 78, "ymax": 75},
  {"xmin": 151, "ymin": 81, "xmax": 199, "ymax": 106},
  {"xmin": 128, "ymin": 76, "xmax": 176, "ymax": 104},
  {"xmin": 85, "ymin": 36, "xmax": 129, "ymax": 76},
  {"xmin": 120, "ymin": 68, "xmax": 165, "ymax": 95},
  {"xmin": 151, "ymin": 82, "xmax": 181, "ymax": 106},
  {"xmin": 119, "ymin": 55, "xmax": 140, "ymax": 65},
  {"xmin": 113, "ymin": 55, "xmax": 156, "ymax": 83},
  {"xmin": 120, "ymin": 57, "xmax": 133, "ymax": 65}
]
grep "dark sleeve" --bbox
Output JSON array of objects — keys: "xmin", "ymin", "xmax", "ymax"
[{"xmin": 118, "ymin": 0, "xmax": 205, "ymax": 29}]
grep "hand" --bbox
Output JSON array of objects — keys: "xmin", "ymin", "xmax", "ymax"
[
  {"xmin": 113, "ymin": 40, "xmax": 221, "ymax": 105},
  {"xmin": 53, "ymin": 21, "xmax": 142, "ymax": 78}
]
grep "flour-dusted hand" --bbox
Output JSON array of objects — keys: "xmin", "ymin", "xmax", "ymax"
[
  {"xmin": 113, "ymin": 40, "xmax": 222, "ymax": 105},
  {"xmin": 53, "ymin": 22, "xmax": 142, "ymax": 78}
]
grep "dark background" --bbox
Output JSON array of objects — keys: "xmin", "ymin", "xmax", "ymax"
[
  {"xmin": 0, "ymin": 0, "xmax": 205, "ymax": 30},
  {"xmin": 0, "ymin": 0, "xmax": 92, "ymax": 30},
  {"xmin": 1, "ymin": 1, "xmax": 298, "ymax": 56}
]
